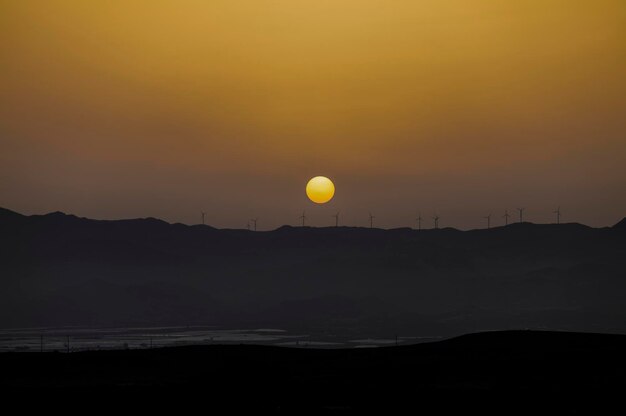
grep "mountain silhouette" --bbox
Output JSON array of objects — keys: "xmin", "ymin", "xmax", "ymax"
[
  {"xmin": 614, "ymin": 216, "xmax": 626, "ymax": 229},
  {"xmin": 1, "ymin": 207, "xmax": 625, "ymax": 337}
]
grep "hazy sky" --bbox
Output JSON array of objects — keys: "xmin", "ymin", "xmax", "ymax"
[{"xmin": 1, "ymin": 1, "xmax": 625, "ymax": 229}]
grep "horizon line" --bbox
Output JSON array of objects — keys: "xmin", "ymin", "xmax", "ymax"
[{"xmin": 2, "ymin": 206, "xmax": 622, "ymax": 232}]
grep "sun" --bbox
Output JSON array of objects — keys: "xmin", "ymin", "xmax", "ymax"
[{"xmin": 306, "ymin": 176, "xmax": 335, "ymax": 204}]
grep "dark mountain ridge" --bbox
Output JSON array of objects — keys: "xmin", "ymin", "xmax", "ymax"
[{"xmin": 1, "ymin": 207, "xmax": 625, "ymax": 336}]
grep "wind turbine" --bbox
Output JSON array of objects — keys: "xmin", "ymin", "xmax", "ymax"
[
  {"xmin": 299, "ymin": 211, "xmax": 306, "ymax": 227},
  {"xmin": 250, "ymin": 218, "xmax": 258, "ymax": 231},
  {"xmin": 503, "ymin": 209, "xmax": 510, "ymax": 226},
  {"xmin": 246, "ymin": 221, "xmax": 250, "ymax": 231},
  {"xmin": 369, "ymin": 212, "xmax": 375, "ymax": 228},
  {"xmin": 416, "ymin": 212, "xmax": 422, "ymax": 230},
  {"xmin": 517, "ymin": 208, "xmax": 525, "ymax": 223},
  {"xmin": 332, "ymin": 212, "xmax": 340, "ymax": 227},
  {"xmin": 484, "ymin": 214, "xmax": 492, "ymax": 229},
  {"xmin": 433, "ymin": 214, "xmax": 439, "ymax": 229},
  {"xmin": 553, "ymin": 207, "xmax": 561, "ymax": 224},
  {"xmin": 201, "ymin": 211, "xmax": 206, "ymax": 225}
]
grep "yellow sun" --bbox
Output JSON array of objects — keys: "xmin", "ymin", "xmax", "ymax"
[{"xmin": 306, "ymin": 176, "xmax": 335, "ymax": 204}]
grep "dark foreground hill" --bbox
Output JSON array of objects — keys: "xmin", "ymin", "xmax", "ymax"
[
  {"xmin": 1, "ymin": 207, "xmax": 625, "ymax": 338},
  {"xmin": 2, "ymin": 330, "xmax": 625, "ymax": 413}
]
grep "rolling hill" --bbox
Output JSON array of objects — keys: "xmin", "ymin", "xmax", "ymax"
[{"xmin": 1, "ymin": 207, "xmax": 625, "ymax": 337}]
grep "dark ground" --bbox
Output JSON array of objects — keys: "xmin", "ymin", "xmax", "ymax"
[{"xmin": 2, "ymin": 330, "xmax": 625, "ymax": 413}]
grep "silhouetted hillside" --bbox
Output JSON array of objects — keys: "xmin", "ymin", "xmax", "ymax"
[
  {"xmin": 614, "ymin": 217, "xmax": 626, "ymax": 229},
  {"xmin": 1, "ymin": 208, "xmax": 625, "ymax": 337},
  {"xmin": 2, "ymin": 330, "xmax": 625, "ymax": 413}
]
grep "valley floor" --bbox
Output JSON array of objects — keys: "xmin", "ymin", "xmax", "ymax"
[{"xmin": 2, "ymin": 330, "xmax": 625, "ymax": 413}]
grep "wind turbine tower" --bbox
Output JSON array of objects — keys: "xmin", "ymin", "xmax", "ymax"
[
  {"xmin": 250, "ymin": 218, "xmax": 258, "ymax": 231},
  {"xmin": 484, "ymin": 214, "xmax": 491, "ymax": 229},
  {"xmin": 416, "ymin": 212, "xmax": 422, "ymax": 230},
  {"xmin": 554, "ymin": 207, "xmax": 561, "ymax": 224},
  {"xmin": 517, "ymin": 208, "xmax": 525, "ymax": 223},
  {"xmin": 433, "ymin": 215, "xmax": 440, "ymax": 229},
  {"xmin": 369, "ymin": 212, "xmax": 375, "ymax": 228},
  {"xmin": 503, "ymin": 209, "xmax": 510, "ymax": 226},
  {"xmin": 332, "ymin": 212, "xmax": 340, "ymax": 227},
  {"xmin": 201, "ymin": 211, "xmax": 206, "ymax": 225},
  {"xmin": 299, "ymin": 211, "xmax": 306, "ymax": 227}
]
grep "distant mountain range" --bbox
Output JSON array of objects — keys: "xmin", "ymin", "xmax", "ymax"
[{"xmin": 1, "ymin": 207, "xmax": 625, "ymax": 337}]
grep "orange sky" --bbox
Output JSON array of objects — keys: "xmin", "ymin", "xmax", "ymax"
[{"xmin": 1, "ymin": 1, "xmax": 625, "ymax": 229}]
